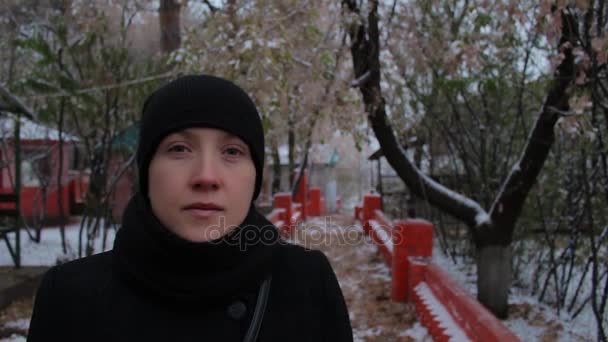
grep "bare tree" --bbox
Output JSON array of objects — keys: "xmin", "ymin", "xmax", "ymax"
[{"xmin": 342, "ymin": 0, "xmax": 578, "ymax": 318}]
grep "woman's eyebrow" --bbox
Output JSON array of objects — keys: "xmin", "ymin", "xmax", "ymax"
[
  {"xmin": 221, "ymin": 132, "xmax": 246, "ymax": 145},
  {"xmin": 168, "ymin": 130, "xmax": 196, "ymax": 141}
]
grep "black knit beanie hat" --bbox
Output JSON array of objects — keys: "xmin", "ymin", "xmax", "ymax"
[{"xmin": 136, "ymin": 75, "xmax": 265, "ymax": 200}]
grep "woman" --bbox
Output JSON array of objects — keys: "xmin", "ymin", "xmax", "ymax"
[{"xmin": 27, "ymin": 75, "xmax": 353, "ymax": 341}]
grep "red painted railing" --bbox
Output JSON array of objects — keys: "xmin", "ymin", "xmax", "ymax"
[
  {"xmin": 265, "ymin": 171, "xmax": 327, "ymax": 235},
  {"xmin": 355, "ymin": 193, "xmax": 519, "ymax": 342}
]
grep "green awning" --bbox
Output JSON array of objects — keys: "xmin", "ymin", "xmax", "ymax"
[{"xmin": 111, "ymin": 122, "xmax": 139, "ymax": 150}]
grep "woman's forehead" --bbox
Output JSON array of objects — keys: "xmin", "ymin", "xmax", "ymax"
[{"xmin": 165, "ymin": 127, "xmax": 245, "ymax": 143}]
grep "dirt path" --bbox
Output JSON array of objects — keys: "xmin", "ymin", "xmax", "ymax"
[
  {"xmin": 0, "ymin": 298, "xmax": 30, "ymax": 340},
  {"xmin": 291, "ymin": 214, "xmax": 428, "ymax": 342}
]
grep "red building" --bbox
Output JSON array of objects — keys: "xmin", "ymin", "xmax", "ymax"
[{"xmin": 0, "ymin": 116, "xmax": 88, "ymax": 225}]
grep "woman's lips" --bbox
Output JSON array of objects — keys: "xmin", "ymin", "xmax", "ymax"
[
  {"xmin": 185, "ymin": 208, "xmax": 223, "ymax": 219},
  {"xmin": 182, "ymin": 203, "xmax": 224, "ymax": 219}
]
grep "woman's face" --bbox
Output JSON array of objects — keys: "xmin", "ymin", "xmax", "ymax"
[{"xmin": 147, "ymin": 127, "xmax": 256, "ymax": 242}]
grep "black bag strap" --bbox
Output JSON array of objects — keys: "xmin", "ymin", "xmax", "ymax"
[{"xmin": 243, "ymin": 274, "xmax": 272, "ymax": 342}]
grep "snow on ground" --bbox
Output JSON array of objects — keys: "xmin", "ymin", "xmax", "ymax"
[
  {"xmin": 0, "ymin": 218, "xmax": 116, "ymax": 266},
  {"xmin": 3, "ymin": 320, "xmax": 28, "ymax": 331},
  {"xmin": 0, "ymin": 297, "xmax": 32, "ymax": 342},
  {"xmin": 511, "ymin": 239, "xmax": 603, "ymax": 341},
  {"xmin": 398, "ymin": 322, "xmax": 432, "ymax": 341},
  {"xmin": 432, "ymin": 245, "xmax": 595, "ymax": 341},
  {"xmin": 414, "ymin": 282, "xmax": 471, "ymax": 341}
]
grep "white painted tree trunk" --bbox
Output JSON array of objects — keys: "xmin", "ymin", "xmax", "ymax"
[{"xmin": 476, "ymin": 244, "xmax": 512, "ymax": 319}]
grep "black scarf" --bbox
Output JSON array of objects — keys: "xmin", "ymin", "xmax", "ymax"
[{"xmin": 112, "ymin": 193, "xmax": 280, "ymax": 307}]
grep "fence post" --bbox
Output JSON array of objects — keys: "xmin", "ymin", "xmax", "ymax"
[
  {"xmin": 362, "ymin": 193, "xmax": 381, "ymax": 234},
  {"xmin": 273, "ymin": 193, "xmax": 292, "ymax": 234},
  {"xmin": 407, "ymin": 257, "xmax": 430, "ymax": 302},
  {"xmin": 320, "ymin": 196, "xmax": 326, "ymax": 215},
  {"xmin": 354, "ymin": 205, "xmax": 362, "ymax": 222},
  {"xmin": 392, "ymin": 219, "xmax": 434, "ymax": 301},
  {"xmin": 294, "ymin": 170, "xmax": 308, "ymax": 220},
  {"xmin": 308, "ymin": 187, "xmax": 321, "ymax": 217}
]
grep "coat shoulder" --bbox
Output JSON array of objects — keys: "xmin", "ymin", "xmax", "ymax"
[
  {"xmin": 28, "ymin": 251, "xmax": 115, "ymax": 342},
  {"xmin": 263, "ymin": 241, "xmax": 354, "ymax": 341},
  {"xmin": 50, "ymin": 250, "xmax": 114, "ymax": 295},
  {"xmin": 274, "ymin": 241, "xmax": 327, "ymax": 270},
  {"xmin": 272, "ymin": 241, "xmax": 335, "ymax": 287}
]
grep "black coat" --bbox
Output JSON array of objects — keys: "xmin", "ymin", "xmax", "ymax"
[{"xmin": 27, "ymin": 195, "xmax": 353, "ymax": 342}]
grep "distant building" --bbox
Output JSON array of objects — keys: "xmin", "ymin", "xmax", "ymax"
[{"xmin": 0, "ymin": 115, "xmax": 87, "ymax": 224}]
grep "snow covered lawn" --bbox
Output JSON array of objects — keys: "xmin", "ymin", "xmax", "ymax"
[
  {"xmin": 0, "ymin": 219, "xmax": 116, "ymax": 266},
  {"xmin": 432, "ymin": 246, "xmax": 596, "ymax": 341}
]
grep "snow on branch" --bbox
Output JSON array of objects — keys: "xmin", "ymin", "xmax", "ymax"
[
  {"xmin": 351, "ymin": 70, "xmax": 371, "ymax": 88},
  {"xmin": 397, "ymin": 145, "xmax": 491, "ymax": 227}
]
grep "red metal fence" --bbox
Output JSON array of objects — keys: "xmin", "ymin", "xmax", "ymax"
[{"xmin": 355, "ymin": 193, "xmax": 519, "ymax": 342}]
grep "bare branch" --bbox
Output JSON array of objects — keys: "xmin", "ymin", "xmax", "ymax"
[
  {"xmin": 350, "ymin": 70, "xmax": 371, "ymax": 88},
  {"xmin": 0, "ymin": 83, "xmax": 35, "ymax": 119},
  {"xmin": 292, "ymin": 55, "xmax": 312, "ymax": 68},
  {"xmin": 202, "ymin": 0, "xmax": 218, "ymax": 13},
  {"xmin": 24, "ymin": 71, "xmax": 176, "ymax": 100}
]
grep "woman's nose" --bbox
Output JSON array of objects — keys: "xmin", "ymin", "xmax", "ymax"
[{"xmin": 188, "ymin": 153, "xmax": 221, "ymax": 191}]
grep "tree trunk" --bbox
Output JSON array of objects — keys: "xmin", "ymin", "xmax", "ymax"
[
  {"xmin": 476, "ymin": 244, "xmax": 511, "ymax": 318},
  {"xmin": 159, "ymin": 0, "xmax": 181, "ymax": 53},
  {"xmin": 272, "ymin": 143, "xmax": 281, "ymax": 193},
  {"xmin": 292, "ymin": 145, "xmax": 310, "ymax": 198},
  {"xmin": 7, "ymin": 22, "xmax": 17, "ymax": 85},
  {"xmin": 288, "ymin": 119, "xmax": 295, "ymax": 188},
  {"xmin": 57, "ymin": 99, "xmax": 67, "ymax": 254},
  {"xmin": 342, "ymin": 0, "xmax": 577, "ymax": 318}
]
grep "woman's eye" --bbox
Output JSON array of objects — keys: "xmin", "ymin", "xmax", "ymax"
[
  {"xmin": 168, "ymin": 144, "xmax": 189, "ymax": 153},
  {"xmin": 224, "ymin": 147, "xmax": 243, "ymax": 156}
]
